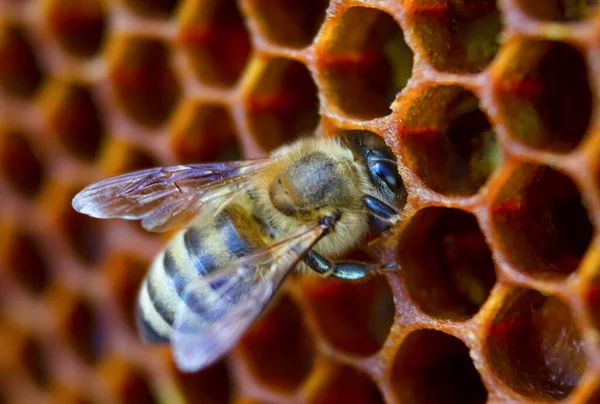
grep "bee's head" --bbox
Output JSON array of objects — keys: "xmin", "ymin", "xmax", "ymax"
[{"xmin": 344, "ymin": 131, "xmax": 407, "ymax": 209}]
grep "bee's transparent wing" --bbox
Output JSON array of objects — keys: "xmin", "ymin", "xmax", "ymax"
[
  {"xmin": 172, "ymin": 223, "xmax": 325, "ymax": 372},
  {"xmin": 72, "ymin": 159, "xmax": 272, "ymax": 232}
]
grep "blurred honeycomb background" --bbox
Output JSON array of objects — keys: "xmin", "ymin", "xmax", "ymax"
[{"xmin": 1, "ymin": 0, "xmax": 600, "ymax": 402}]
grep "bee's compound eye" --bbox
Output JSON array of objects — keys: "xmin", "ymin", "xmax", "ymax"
[{"xmin": 373, "ymin": 159, "xmax": 401, "ymax": 190}]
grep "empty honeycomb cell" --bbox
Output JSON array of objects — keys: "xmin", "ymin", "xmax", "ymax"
[
  {"xmin": 103, "ymin": 253, "xmax": 148, "ymax": 332},
  {"xmin": 171, "ymin": 359, "xmax": 232, "ymax": 404},
  {"xmin": 486, "ymin": 288, "xmax": 586, "ymax": 400},
  {"xmin": 245, "ymin": 0, "xmax": 328, "ymax": 48},
  {"xmin": 54, "ymin": 293, "xmax": 106, "ymax": 365},
  {"xmin": 177, "ymin": 0, "xmax": 251, "ymax": 87},
  {"xmin": 397, "ymin": 207, "xmax": 496, "ymax": 321},
  {"xmin": 99, "ymin": 358, "xmax": 157, "ymax": 404},
  {"xmin": 316, "ymin": 7, "xmax": 413, "ymax": 119},
  {"xmin": 0, "ymin": 227, "xmax": 50, "ymax": 295},
  {"xmin": 493, "ymin": 39, "xmax": 591, "ymax": 153},
  {"xmin": 491, "ymin": 164, "xmax": 593, "ymax": 278},
  {"xmin": 123, "ymin": 0, "xmax": 180, "ymax": 18},
  {"xmin": 516, "ymin": 0, "xmax": 598, "ymax": 21},
  {"xmin": 46, "ymin": 0, "xmax": 107, "ymax": 58},
  {"xmin": 238, "ymin": 294, "xmax": 313, "ymax": 392},
  {"xmin": 301, "ymin": 274, "xmax": 394, "ymax": 356},
  {"xmin": 245, "ymin": 57, "xmax": 319, "ymax": 150},
  {"xmin": 1, "ymin": 329, "xmax": 49, "ymax": 390},
  {"xmin": 170, "ymin": 102, "xmax": 240, "ymax": 164},
  {"xmin": 308, "ymin": 363, "xmax": 384, "ymax": 404},
  {"xmin": 44, "ymin": 81, "xmax": 105, "ymax": 160},
  {"xmin": 46, "ymin": 183, "xmax": 105, "ymax": 264},
  {"xmin": 0, "ymin": 25, "xmax": 45, "ymax": 99},
  {"xmin": 19, "ymin": 335, "xmax": 50, "ymax": 388},
  {"xmin": 392, "ymin": 329, "xmax": 487, "ymax": 404},
  {"xmin": 98, "ymin": 138, "xmax": 158, "ymax": 177},
  {"xmin": 407, "ymin": 0, "xmax": 502, "ymax": 73},
  {"xmin": 398, "ymin": 85, "xmax": 499, "ymax": 196},
  {"xmin": 109, "ymin": 37, "xmax": 180, "ymax": 128},
  {"xmin": 0, "ymin": 129, "xmax": 45, "ymax": 198}
]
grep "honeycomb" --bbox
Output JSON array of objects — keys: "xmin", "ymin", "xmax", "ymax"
[{"xmin": 1, "ymin": 0, "xmax": 600, "ymax": 402}]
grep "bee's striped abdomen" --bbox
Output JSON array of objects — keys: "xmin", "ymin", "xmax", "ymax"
[
  {"xmin": 136, "ymin": 202, "xmax": 271, "ymax": 344},
  {"xmin": 183, "ymin": 227, "xmax": 217, "ymax": 275}
]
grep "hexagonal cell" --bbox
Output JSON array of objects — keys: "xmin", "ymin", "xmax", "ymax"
[
  {"xmin": 491, "ymin": 164, "xmax": 593, "ymax": 279},
  {"xmin": 493, "ymin": 39, "xmax": 591, "ymax": 153},
  {"xmin": 177, "ymin": 0, "xmax": 251, "ymax": 87},
  {"xmin": 0, "ymin": 329, "xmax": 49, "ymax": 390},
  {"xmin": 169, "ymin": 102, "xmax": 241, "ymax": 163},
  {"xmin": 43, "ymin": 81, "xmax": 105, "ymax": 160},
  {"xmin": 104, "ymin": 253, "xmax": 148, "ymax": 332},
  {"xmin": 124, "ymin": 0, "xmax": 180, "ymax": 18},
  {"xmin": 392, "ymin": 329, "xmax": 487, "ymax": 404},
  {"xmin": 398, "ymin": 85, "xmax": 499, "ymax": 196},
  {"xmin": 245, "ymin": 57, "xmax": 319, "ymax": 151},
  {"xmin": 45, "ymin": 183, "xmax": 106, "ymax": 264},
  {"xmin": 0, "ymin": 226, "xmax": 50, "ymax": 295},
  {"xmin": 397, "ymin": 207, "xmax": 496, "ymax": 321},
  {"xmin": 301, "ymin": 274, "xmax": 394, "ymax": 356},
  {"xmin": 246, "ymin": 0, "xmax": 328, "ymax": 48},
  {"xmin": 0, "ymin": 129, "xmax": 45, "ymax": 198},
  {"xmin": 486, "ymin": 288, "xmax": 586, "ymax": 400},
  {"xmin": 46, "ymin": 0, "xmax": 107, "ymax": 58},
  {"xmin": 0, "ymin": 24, "xmax": 45, "ymax": 99},
  {"xmin": 51, "ymin": 291, "xmax": 106, "ymax": 365},
  {"xmin": 516, "ymin": 0, "xmax": 598, "ymax": 21},
  {"xmin": 308, "ymin": 363, "xmax": 383, "ymax": 404},
  {"xmin": 18, "ymin": 337, "xmax": 51, "ymax": 388},
  {"xmin": 316, "ymin": 7, "xmax": 413, "ymax": 119},
  {"xmin": 407, "ymin": 0, "xmax": 501, "ymax": 73},
  {"xmin": 98, "ymin": 138, "xmax": 158, "ymax": 177},
  {"xmin": 238, "ymin": 294, "xmax": 313, "ymax": 392},
  {"xmin": 99, "ymin": 358, "xmax": 157, "ymax": 403},
  {"xmin": 172, "ymin": 359, "xmax": 232, "ymax": 404},
  {"xmin": 109, "ymin": 37, "xmax": 180, "ymax": 128}
]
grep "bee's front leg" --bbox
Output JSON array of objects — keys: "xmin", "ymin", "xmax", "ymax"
[{"xmin": 303, "ymin": 251, "xmax": 397, "ymax": 281}]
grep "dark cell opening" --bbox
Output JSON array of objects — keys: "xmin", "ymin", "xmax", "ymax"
[
  {"xmin": 486, "ymin": 289, "xmax": 586, "ymax": 400},
  {"xmin": 398, "ymin": 207, "xmax": 496, "ymax": 321}
]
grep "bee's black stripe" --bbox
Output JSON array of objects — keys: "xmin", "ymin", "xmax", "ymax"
[
  {"xmin": 216, "ymin": 213, "xmax": 253, "ymax": 258},
  {"xmin": 147, "ymin": 273, "xmax": 176, "ymax": 325},
  {"xmin": 135, "ymin": 301, "xmax": 169, "ymax": 344},
  {"xmin": 184, "ymin": 227, "xmax": 217, "ymax": 275},
  {"xmin": 163, "ymin": 250, "xmax": 187, "ymax": 294}
]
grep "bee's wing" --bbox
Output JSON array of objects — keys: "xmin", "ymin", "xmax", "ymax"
[
  {"xmin": 171, "ymin": 223, "xmax": 326, "ymax": 372},
  {"xmin": 72, "ymin": 159, "xmax": 272, "ymax": 232}
]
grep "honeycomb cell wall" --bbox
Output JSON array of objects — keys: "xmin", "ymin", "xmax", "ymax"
[{"xmin": 1, "ymin": 0, "xmax": 600, "ymax": 403}]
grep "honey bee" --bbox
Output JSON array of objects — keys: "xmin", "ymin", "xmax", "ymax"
[{"xmin": 72, "ymin": 132, "xmax": 406, "ymax": 372}]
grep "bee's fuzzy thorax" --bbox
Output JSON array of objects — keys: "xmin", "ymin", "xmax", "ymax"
[{"xmin": 249, "ymin": 137, "xmax": 376, "ymax": 261}]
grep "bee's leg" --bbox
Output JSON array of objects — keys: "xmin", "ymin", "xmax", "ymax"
[
  {"xmin": 362, "ymin": 196, "xmax": 399, "ymax": 234},
  {"xmin": 362, "ymin": 196, "xmax": 397, "ymax": 220},
  {"xmin": 303, "ymin": 251, "xmax": 396, "ymax": 281}
]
